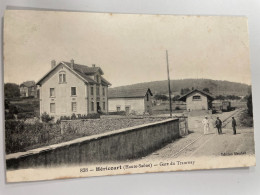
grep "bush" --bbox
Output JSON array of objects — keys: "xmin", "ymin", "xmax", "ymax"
[
  {"xmin": 86, "ymin": 113, "xmax": 100, "ymax": 119},
  {"xmin": 41, "ymin": 112, "xmax": 54, "ymax": 123},
  {"xmin": 9, "ymin": 105, "xmax": 18, "ymax": 115},
  {"xmin": 56, "ymin": 119, "xmax": 61, "ymax": 124},
  {"xmin": 247, "ymin": 94, "xmax": 253, "ymax": 117},
  {"xmin": 5, "ymin": 99, "xmax": 10, "ymax": 109},
  {"xmin": 71, "ymin": 113, "xmax": 77, "ymax": 120},
  {"xmin": 5, "ymin": 111, "xmax": 15, "ymax": 120},
  {"xmin": 5, "ymin": 120, "xmax": 61, "ymax": 154},
  {"xmin": 61, "ymin": 116, "xmax": 71, "ymax": 120},
  {"xmin": 17, "ymin": 112, "xmax": 35, "ymax": 120},
  {"xmin": 80, "ymin": 115, "xmax": 88, "ymax": 119},
  {"xmin": 5, "ymin": 120, "xmax": 25, "ymax": 134},
  {"xmin": 239, "ymin": 111, "xmax": 254, "ymax": 127},
  {"xmin": 108, "ymin": 111, "xmax": 126, "ymax": 115},
  {"xmin": 58, "ymin": 113, "xmax": 100, "ymax": 121}
]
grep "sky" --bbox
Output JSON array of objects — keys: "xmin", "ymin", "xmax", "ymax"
[{"xmin": 4, "ymin": 10, "xmax": 252, "ymax": 87}]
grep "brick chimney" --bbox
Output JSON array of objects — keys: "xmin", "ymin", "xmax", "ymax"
[
  {"xmin": 51, "ymin": 60, "xmax": 56, "ymax": 69},
  {"xmin": 92, "ymin": 64, "xmax": 96, "ymax": 67},
  {"xmin": 71, "ymin": 59, "xmax": 74, "ymax": 69}
]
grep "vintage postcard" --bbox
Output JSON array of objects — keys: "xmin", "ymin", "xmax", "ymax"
[{"xmin": 3, "ymin": 10, "xmax": 255, "ymax": 182}]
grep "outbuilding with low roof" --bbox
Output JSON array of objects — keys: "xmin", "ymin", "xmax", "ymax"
[
  {"xmin": 178, "ymin": 89, "xmax": 214, "ymax": 111},
  {"xmin": 108, "ymin": 88, "xmax": 153, "ymax": 115}
]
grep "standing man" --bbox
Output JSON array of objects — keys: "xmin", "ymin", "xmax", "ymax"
[
  {"xmin": 215, "ymin": 117, "xmax": 222, "ymax": 135},
  {"xmin": 232, "ymin": 117, "xmax": 237, "ymax": 135},
  {"xmin": 202, "ymin": 116, "xmax": 210, "ymax": 135}
]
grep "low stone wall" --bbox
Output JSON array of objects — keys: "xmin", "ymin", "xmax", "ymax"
[{"xmin": 6, "ymin": 118, "xmax": 180, "ymax": 170}]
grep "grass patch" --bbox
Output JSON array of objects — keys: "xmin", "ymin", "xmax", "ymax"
[{"xmin": 239, "ymin": 110, "xmax": 254, "ymax": 127}]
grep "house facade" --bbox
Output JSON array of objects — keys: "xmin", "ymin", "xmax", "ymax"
[
  {"xmin": 36, "ymin": 60, "xmax": 111, "ymax": 119},
  {"xmin": 20, "ymin": 81, "xmax": 36, "ymax": 97},
  {"xmin": 108, "ymin": 88, "xmax": 153, "ymax": 115},
  {"xmin": 178, "ymin": 89, "xmax": 214, "ymax": 111}
]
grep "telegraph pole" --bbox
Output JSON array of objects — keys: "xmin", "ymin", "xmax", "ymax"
[{"xmin": 166, "ymin": 50, "xmax": 173, "ymax": 117}]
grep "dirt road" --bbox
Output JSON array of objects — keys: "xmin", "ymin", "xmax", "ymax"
[{"xmin": 138, "ymin": 109, "xmax": 255, "ymax": 161}]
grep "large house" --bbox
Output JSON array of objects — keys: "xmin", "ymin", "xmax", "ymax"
[
  {"xmin": 20, "ymin": 81, "xmax": 37, "ymax": 97},
  {"xmin": 36, "ymin": 60, "xmax": 111, "ymax": 118},
  {"xmin": 178, "ymin": 89, "xmax": 214, "ymax": 111},
  {"xmin": 108, "ymin": 88, "xmax": 153, "ymax": 115}
]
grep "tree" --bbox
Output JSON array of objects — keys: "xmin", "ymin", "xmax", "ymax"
[
  {"xmin": 203, "ymin": 88, "xmax": 210, "ymax": 93},
  {"xmin": 41, "ymin": 112, "xmax": 54, "ymax": 123},
  {"xmin": 180, "ymin": 88, "xmax": 184, "ymax": 95},
  {"xmin": 154, "ymin": 94, "xmax": 168, "ymax": 101},
  {"xmin": 183, "ymin": 88, "xmax": 191, "ymax": 94},
  {"xmin": 216, "ymin": 95, "xmax": 225, "ymax": 100},
  {"xmin": 181, "ymin": 88, "xmax": 190, "ymax": 95},
  {"xmin": 172, "ymin": 95, "xmax": 180, "ymax": 101},
  {"xmin": 4, "ymin": 83, "xmax": 20, "ymax": 98},
  {"xmin": 247, "ymin": 94, "xmax": 253, "ymax": 116}
]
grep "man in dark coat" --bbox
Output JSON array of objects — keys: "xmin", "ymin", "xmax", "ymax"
[
  {"xmin": 232, "ymin": 117, "xmax": 237, "ymax": 135},
  {"xmin": 215, "ymin": 117, "xmax": 222, "ymax": 135}
]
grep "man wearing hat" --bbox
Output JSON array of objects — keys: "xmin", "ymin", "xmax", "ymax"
[
  {"xmin": 215, "ymin": 117, "xmax": 222, "ymax": 135},
  {"xmin": 232, "ymin": 117, "xmax": 237, "ymax": 135}
]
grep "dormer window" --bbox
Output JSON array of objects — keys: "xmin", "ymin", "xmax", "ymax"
[{"xmin": 59, "ymin": 71, "xmax": 66, "ymax": 83}]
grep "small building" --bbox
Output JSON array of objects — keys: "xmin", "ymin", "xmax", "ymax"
[
  {"xmin": 108, "ymin": 88, "xmax": 153, "ymax": 115},
  {"xmin": 20, "ymin": 81, "xmax": 37, "ymax": 97},
  {"xmin": 178, "ymin": 89, "xmax": 214, "ymax": 111},
  {"xmin": 36, "ymin": 59, "xmax": 111, "ymax": 119},
  {"xmin": 222, "ymin": 101, "xmax": 231, "ymax": 111}
]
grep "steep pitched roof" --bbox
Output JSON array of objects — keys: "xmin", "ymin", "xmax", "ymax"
[
  {"xmin": 20, "ymin": 81, "xmax": 35, "ymax": 88},
  {"xmin": 108, "ymin": 88, "xmax": 153, "ymax": 99},
  {"xmin": 178, "ymin": 89, "xmax": 215, "ymax": 101},
  {"xmin": 101, "ymin": 77, "xmax": 112, "ymax": 86},
  {"xmin": 36, "ymin": 61, "xmax": 111, "ymax": 86},
  {"xmin": 62, "ymin": 62, "xmax": 104, "ymax": 75}
]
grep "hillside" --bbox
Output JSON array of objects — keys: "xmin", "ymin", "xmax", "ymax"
[{"xmin": 109, "ymin": 79, "xmax": 250, "ymax": 96}]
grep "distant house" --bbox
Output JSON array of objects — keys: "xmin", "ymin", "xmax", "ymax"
[
  {"xmin": 20, "ymin": 81, "xmax": 36, "ymax": 97},
  {"xmin": 108, "ymin": 88, "xmax": 153, "ymax": 115},
  {"xmin": 36, "ymin": 59, "xmax": 111, "ymax": 118},
  {"xmin": 178, "ymin": 89, "xmax": 214, "ymax": 111}
]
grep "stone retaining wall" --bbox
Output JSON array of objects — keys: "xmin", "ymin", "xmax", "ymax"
[{"xmin": 6, "ymin": 118, "xmax": 179, "ymax": 170}]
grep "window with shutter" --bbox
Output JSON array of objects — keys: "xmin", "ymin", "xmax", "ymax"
[{"xmin": 71, "ymin": 102, "xmax": 77, "ymax": 112}]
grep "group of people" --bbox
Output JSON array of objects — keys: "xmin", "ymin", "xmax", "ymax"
[{"xmin": 202, "ymin": 116, "xmax": 237, "ymax": 135}]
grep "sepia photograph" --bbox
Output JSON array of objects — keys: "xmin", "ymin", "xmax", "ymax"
[{"xmin": 3, "ymin": 10, "xmax": 255, "ymax": 182}]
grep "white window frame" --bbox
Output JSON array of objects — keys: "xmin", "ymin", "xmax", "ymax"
[
  {"xmin": 50, "ymin": 88, "xmax": 55, "ymax": 97},
  {"xmin": 59, "ymin": 71, "xmax": 66, "ymax": 83},
  {"xmin": 50, "ymin": 103, "xmax": 55, "ymax": 113},
  {"xmin": 71, "ymin": 87, "xmax": 77, "ymax": 96}
]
